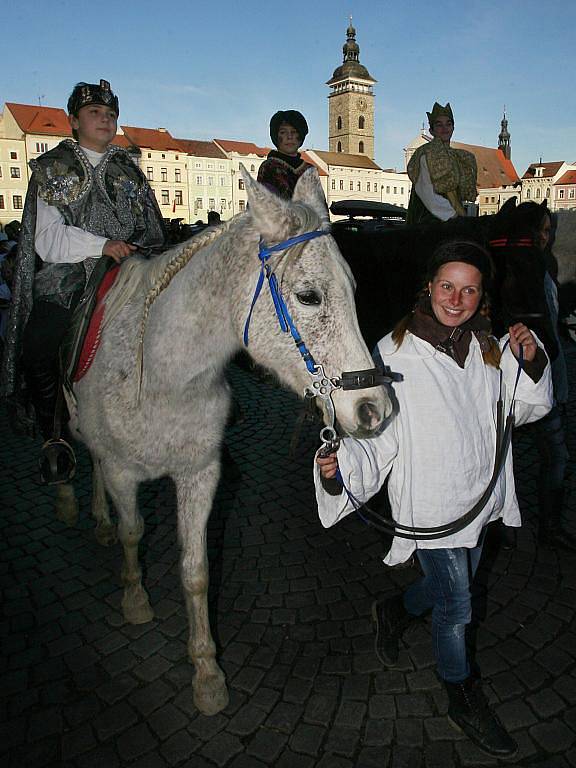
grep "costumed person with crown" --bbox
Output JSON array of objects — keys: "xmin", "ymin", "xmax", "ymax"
[
  {"xmin": 1, "ymin": 79, "xmax": 166, "ymax": 484},
  {"xmin": 257, "ymin": 110, "xmax": 314, "ymax": 199},
  {"xmin": 407, "ymin": 103, "xmax": 477, "ymax": 226}
]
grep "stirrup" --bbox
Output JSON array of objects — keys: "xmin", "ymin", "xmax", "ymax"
[{"xmin": 39, "ymin": 438, "xmax": 77, "ymax": 485}]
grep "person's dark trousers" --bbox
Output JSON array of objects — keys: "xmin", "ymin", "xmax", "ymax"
[{"xmin": 22, "ymin": 294, "xmax": 80, "ymax": 440}]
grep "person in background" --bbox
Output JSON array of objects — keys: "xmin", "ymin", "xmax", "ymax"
[
  {"xmin": 315, "ymin": 241, "xmax": 552, "ymax": 758},
  {"xmin": 257, "ymin": 110, "xmax": 313, "ymax": 199},
  {"xmin": 407, "ymin": 102, "xmax": 477, "ymax": 226}
]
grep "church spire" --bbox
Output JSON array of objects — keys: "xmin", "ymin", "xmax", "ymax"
[{"xmin": 498, "ymin": 108, "xmax": 511, "ymax": 160}]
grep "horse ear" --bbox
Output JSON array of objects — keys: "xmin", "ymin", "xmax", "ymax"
[
  {"xmin": 241, "ymin": 164, "xmax": 300, "ymax": 242},
  {"xmin": 292, "ymin": 168, "xmax": 330, "ymax": 229},
  {"xmin": 498, "ymin": 197, "xmax": 517, "ymax": 217}
]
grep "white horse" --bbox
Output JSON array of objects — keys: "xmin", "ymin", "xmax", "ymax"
[{"xmin": 56, "ymin": 167, "xmax": 392, "ymax": 715}]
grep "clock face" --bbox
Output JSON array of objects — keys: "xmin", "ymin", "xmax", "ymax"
[{"xmin": 357, "ymin": 98, "xmax": 367, "ymax": 112}]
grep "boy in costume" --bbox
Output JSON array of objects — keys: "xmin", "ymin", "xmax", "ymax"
[
  {"xmin": 407, "ymin": 102, "xmax": 477, "ymax": 226},
  {"xmin": 257, "ymin": 110, "xmax": 313, "ymax": 199},
  {"xmin": 1, "ymin": 79, "xmax": 166, "ymax": 482}
]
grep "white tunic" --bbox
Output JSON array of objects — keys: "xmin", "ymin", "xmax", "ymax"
[
  {"xmin": 415, "ymin": 156, "xmax": 457, "ymax": 221},
  {"xmin": 314, "ymin": 331, "xmax": 553, "ymax": 566}
]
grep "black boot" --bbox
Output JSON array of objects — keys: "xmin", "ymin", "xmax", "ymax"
[
  {"xmin": 371, "ymin": 594, "xmax": 413, "ymax": 666},
  {"xmin": 25, "ymin": 366, "xmax": 76, "ymax": 485},
  {"xmin": 445, "ymin": 677, "xmax": 517, "ymax": 758}
]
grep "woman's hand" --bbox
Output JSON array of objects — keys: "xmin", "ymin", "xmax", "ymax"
[
  {"xmin": 103, "ymin": 240, "xmax": 137, "ymax": 263},
  {"xmin": 509, "ymin": 323, "xmax": 538, "ymax": 363},
  {"xmin": 316, "ymin": 453, "xmax": 339, "ymax": 480}
]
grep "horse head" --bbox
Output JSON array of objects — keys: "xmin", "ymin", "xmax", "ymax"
[{"xmin": 237, "ymin": 166, "xmax": 392, "ymax": 438}]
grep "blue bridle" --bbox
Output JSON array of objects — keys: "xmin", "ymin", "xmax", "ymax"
[{"xmin": 243, "ymin": 229, "xmax": 328, "ymax": 373}]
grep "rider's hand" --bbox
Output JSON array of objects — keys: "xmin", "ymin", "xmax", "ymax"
[
  {"xmin": 316, "ymin": 453, "xmax": 339, "ymax": 480},
  {"xmin": 102, "ymin": 240, "xmax": 137, "ymax": 263},
  {"xmin": 509, "ymin": 323, "xmax": 537, "ymax": 363}
]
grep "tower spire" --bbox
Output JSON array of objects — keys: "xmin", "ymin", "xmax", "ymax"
[{"xmin": 498, "ymin": 107, "xmax": 511, "ymax": 160}]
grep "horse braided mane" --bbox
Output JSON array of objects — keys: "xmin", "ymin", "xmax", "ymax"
[{"xmin": 102, "ymin": 219, "xmax": 233, "ymax": 333}]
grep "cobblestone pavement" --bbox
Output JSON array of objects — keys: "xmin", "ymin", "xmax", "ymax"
[{"xmin": 2, "ymin": 346, "xmax": 576, "ymax": 768}]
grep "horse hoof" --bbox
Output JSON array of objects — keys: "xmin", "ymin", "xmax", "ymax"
[
  {"xmin": 95, "ymin": 522, "xmax": 117, "ymax": 547},
  {"xmin": 193, "ymin": 673, "xmax": 229, "ymax": 716},
  {"xmin": 122, "ymin": 588, "xmax": 154, "ymax": 625},
  {"xmin": 55, "ymin": 490, "xmax": 79, "ymax": 527}
]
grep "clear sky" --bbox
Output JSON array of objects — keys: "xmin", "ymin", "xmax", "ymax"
[{"xmin": 2, "ymin": 0, "xmax": 574, "ymax": 176}]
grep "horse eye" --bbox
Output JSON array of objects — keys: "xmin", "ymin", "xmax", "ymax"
[{"xmin": 296, "ymin": 290, "xmax": 322, "ymax": 306}]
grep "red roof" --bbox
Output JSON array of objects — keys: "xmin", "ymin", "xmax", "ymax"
[
  {"xmin": 176, "ymin": 139, "xmax": 227, "ymax": 159},
  {"xmin": 5, "ymin": 103, "xmax": 72, "ymax": 137},
  {"xmin": 451, "ymin": 142, "xmax": 519, "ymax": 188},
  {"xmin": 121, "ymin": 126, "xmax": 183, "ymax": 152},
  {"xmin": 214, "ymin": 139, "xmax": 269, "ymax": 157},
  {"xmin": 522, "ymin": 161, "xmax": 564, "ymax": 179},
  {"xmin": 554, "ymin": 170, "xmax": 576, "ymax": 186}
]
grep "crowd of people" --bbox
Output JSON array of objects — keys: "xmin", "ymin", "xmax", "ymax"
[{"xmin": 0, "ymin": 82, "xmax": 572, "ymax": 759}]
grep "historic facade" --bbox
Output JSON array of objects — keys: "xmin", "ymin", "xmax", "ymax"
[{"xmin": 327, "ymin": 21, "xmax": 376, "ymax": 160}]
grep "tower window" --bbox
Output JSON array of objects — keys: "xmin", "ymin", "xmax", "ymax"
[
  {"xmin": 337, "ymin": 116, "xmax": 342, "ymax": 130},
  {"xmin": 359, "ymin": 116, "xmax": 365, "ymax": 130},
  {"xmin": 358, "ymin": 141, "xmax": 364, "ymax": 154},
  {"xmin": 337, "ymin": 141, "xmax": 342, "ymax": 153}
]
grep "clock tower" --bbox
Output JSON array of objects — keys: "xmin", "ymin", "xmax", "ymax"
[{"xmin": 327, "ymin": 20, "xmax": 376, "ymax": 159}]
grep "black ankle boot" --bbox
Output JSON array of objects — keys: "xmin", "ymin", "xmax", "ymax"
[
  {"xmin": 444, "ymin": 677, "xmax": 517, "ymax": 757},
  {"xmin": 371, "ymin": 594, "xmax": 413, "ymax": 666},
  {"xmin": 26, "ymin": 367, "xmax": 76, "ymax": 485}
]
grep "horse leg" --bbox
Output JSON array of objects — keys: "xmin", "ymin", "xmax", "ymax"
[
  {"xmin": 91, "ymin": 456, "xmax": 116, "ymax": 546},
  {"xmin": 55, "ymin": 483, "xmax": 79, "ymax": 527},
  {"xmin": 102, "ymin": 464, "xmax": 153, "ymax": 624},
  {"xmin": 176, "ymin": 464, "xmax": 229, "ymax": 716}
]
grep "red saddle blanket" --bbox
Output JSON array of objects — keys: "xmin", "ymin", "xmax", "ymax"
[{"xmin": 73, "ymin": 264, "xmax": 121, "ymax": 382}]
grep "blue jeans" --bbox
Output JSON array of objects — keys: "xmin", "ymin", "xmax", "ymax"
[{"xmin": 403, "ymin": 538, "xmax": 485, "ymax": 683}]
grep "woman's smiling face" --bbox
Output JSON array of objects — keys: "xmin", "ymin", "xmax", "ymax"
[{"xmin": 428, "ymin": 261, "xmax": 483, "ymax": 327}]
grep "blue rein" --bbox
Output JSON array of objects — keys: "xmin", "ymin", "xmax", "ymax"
[{"xmin": 243, "ymin": 229, "xmax": 329, "ymax": 374}]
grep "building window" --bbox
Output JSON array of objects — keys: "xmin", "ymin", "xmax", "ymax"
[
  {"xmin": 13, "ymin": 195, "xmax": 23, "ymax": 209},
  {"xmin": 0, "ymin": 195, "xmax": 4, "ymax": 209},
  {"xmin": 161, "ymin": 190, "xmax": 169, "ymax": 205},
  {"xmin": 337, "ymin": 116, "xmax": 342, "ymax": 130},
  {"xmin": 220, "ymin": 198, "xmax": 226, "ymax": 211},
  {"xmin": 367, "ymin": 182, "xmax": 371, "ymax": 192},
  {"xmin": 526, "ymin": 188, "xmax": 531, "ymax": 199},
  {"xmin": 174, "ymin": 190, "xmax": 183, "ymax": 206},
  {"xmin": 358, "ymin": 141, "xmax": 364, "ymax": 153},
  {"xmin": 208, "ymin": 177, "xmax": 214, "ymax": 186},
  {"xmin": 148, "ymin": 153, "xmax": 152, "ymax": 158},
  {"xmin": 250, "ymin": 164, "xmax": 255, "ymax": 172},
  {"xmin": 238, "ymin": 178, "xmax": 244, "ymax": 190},
  {"xmin": 196, "ymin": 176, "xmax": 203, "ymax": 185},
  {"xmin": 386, "ymin": 186, "xmax": 390, "ymax": 194},
  {"xmin": 147, "ymin": 167, "xmax": 153, "ymax": 180},
  {"xmin": 570, "ymin": 189, "xmax": 575, "ymax": 199},
  {"xmin": 10, "ymin": 167, "xmax": 21, "ymax": 179},
  {"xmin": 559, "ymin": 189, "xmax": 565, "ymax": 199},
  {"xmin": 207, "ymin": 163, "xmax": 214, "ymax": 169},
  {"xmin": 401, "ymin": 187, "xmax": 404, "ymax": 194},
  {"xmin": 161, "ymin": 168, "xmax": 168, "ymax": 182},
  {"xmin": 36, "ymin": 142, "xmax": 48, "ymax": 153},
  {"xmin": 339, "ymin": 179, "xmax": 344, "ymax": 190},
  {"xmin": 491, "ymin": 197, "xmax": 496, "ymax": 203},
  {"xmin": 238, "ymin": 200, "xmax": 245, "ymax": 211},
  {"xmin": 175, "ymin": 155, "xmax": 179, "ymax": 160},
  {"xmin": 10, "ymin": 151, "xmax": 18, "ymax": 160},
  {"xmin": 220, "ymin": 177, "xmax": 225, "ymax": 186},
  {"xmin": 484, "ymin": 197, "xmax": 489, "ymax": 204},
  {"xmin": 393, "ymin": 186, "xmax": 397, "ymax": 194},
  {"xmin": 337, "ymin": 141, "xmax": 342, "ymax": 153},
  {"xmin": 350, "ymin": 181, "xmax": 354, "ymax": 190},
  {"xmin": 175, "ymin": 169, "xmax": 181, "ymax": 182},
  {"xmin": 161, "ymin": 153, "xmax": 166, "ymax": 159},
  {"xmin": 536, "ymin": 188, "xmax": 541, "ymax": 199},
  {"xmin": 209, "ymin": 198, "xmax": 215, "ymax": 210},
  {"xmin": 331, "ymin": 179, "xmax": 336, "ymax": 190},
  {"xmin": 359, "ymin": 116, "xmax": 365, "ymax": 130},
  {"xmin": 195, "ymin": 162, "xmax": 202, "ymax": 169},
  {"xmin": 0, "ymin": 167, "xmax": 2, "ymax": 178},
  {"xmin": 195, "ymin": 197, "xmax": 203, "ymax": 210},
  {"xmin": 545, "ymin": 187, "xmax": 550, "ymax": 197}
]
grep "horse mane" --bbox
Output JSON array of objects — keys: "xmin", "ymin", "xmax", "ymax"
[{"xmin": 102, "ymin": 219, "xmax": 234, "ymax": 331}]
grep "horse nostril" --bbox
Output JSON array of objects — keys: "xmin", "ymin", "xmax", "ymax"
[{"xmin": 356, "ymin": 400, "xmax": 382, "ymax": 431}]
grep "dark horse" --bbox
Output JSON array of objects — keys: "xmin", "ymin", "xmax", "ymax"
[{"xmin": 332, "ymin": 201, "xmax": 556, "ymax": 359}]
